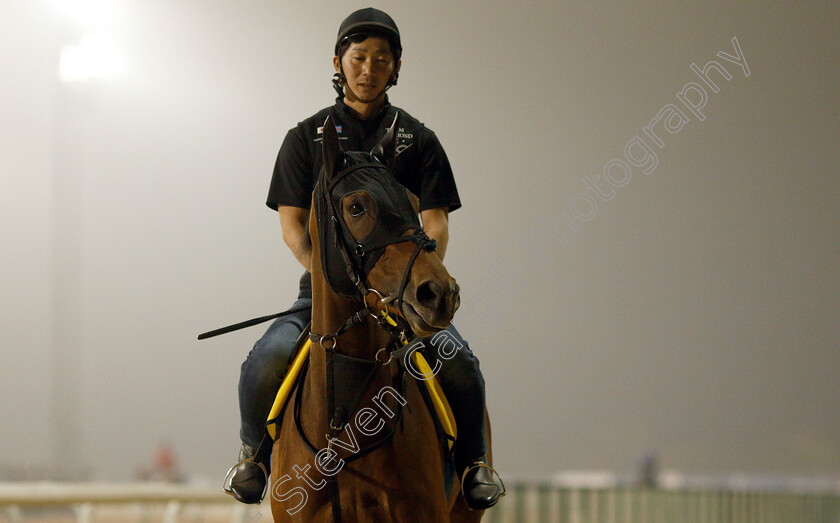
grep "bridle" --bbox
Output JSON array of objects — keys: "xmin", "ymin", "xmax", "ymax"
[
  {"xmin": 314, "ymin": 156, "xmax": 437, "ymax": 327},
  {"xmin": 310, "ymin": 154, "xmax": 438, "ymax": 425},
  {"xmin": 302, "ymin": 154, "xmax": 439, "ymax": 522}
]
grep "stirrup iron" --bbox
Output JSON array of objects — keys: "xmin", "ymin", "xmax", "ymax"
[{"xmin": 222, "ymin": 456, "xmax": 269, "ymax": 503}]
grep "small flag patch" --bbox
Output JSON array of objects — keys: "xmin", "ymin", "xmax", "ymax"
[{"xmin": 317, "ymin": 125, "xmax": 342, "ymax": 134}]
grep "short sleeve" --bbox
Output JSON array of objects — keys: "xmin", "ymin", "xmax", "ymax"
[
  {"xmin": 418, "ymin": 131, "xmax": 462, "ymax": 213},
  {"xmin": 266, "ymin": 128, "xmax": 312, "ymax": 210}
]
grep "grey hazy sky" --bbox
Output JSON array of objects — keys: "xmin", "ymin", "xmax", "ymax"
[{"xmin": 1, "ymin": 0, "xmax": 838, "ymax": 482}]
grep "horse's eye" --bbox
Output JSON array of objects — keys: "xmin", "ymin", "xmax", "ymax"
[{"xmin": 349, "ymin": 202, "xmax": 365, "ymax": 217}]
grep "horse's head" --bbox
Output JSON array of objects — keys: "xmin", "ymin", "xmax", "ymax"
[{"xmin": 312, "ymin": 114, "xmax": 459, "ymax": 337}]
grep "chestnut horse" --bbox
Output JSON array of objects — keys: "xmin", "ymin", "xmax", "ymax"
[{"xmin": 269, "ymin": 115, "xmax": 491, "ymax": 522}]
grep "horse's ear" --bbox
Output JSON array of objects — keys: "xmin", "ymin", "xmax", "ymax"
[
  {"xmin": 371, "ymin": 112, "xmax": 399, "ymax": 167},
  {"xmin": 321, "ymin": 115, "xmax": 343, "ymax": 182}
]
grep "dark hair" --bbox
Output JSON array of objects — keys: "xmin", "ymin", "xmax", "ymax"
[{"xmin": 336, "ymin": 32, "xmax": 401, "ymax": 63}]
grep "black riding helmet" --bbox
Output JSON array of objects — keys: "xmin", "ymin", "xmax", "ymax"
[
  {"xmin": 335, "ymin": 8, "xmax": 402, "ymax": 56},
  {"xmin": 333, "ymin": 8, "xmax": 402, "ymax": 97}
]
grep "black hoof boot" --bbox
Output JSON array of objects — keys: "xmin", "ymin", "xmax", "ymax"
[
  {"xmin": 461, "ymin": 456, "xmax": 505, "ymax": 510},
  {"xmin": 224, "ymin": 443, "xmax": 269, "ymax": 504}
]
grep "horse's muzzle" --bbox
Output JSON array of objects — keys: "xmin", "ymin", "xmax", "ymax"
[{"xmin": 414, "ymin": 278, "xmax": 460, "ymax": 328}]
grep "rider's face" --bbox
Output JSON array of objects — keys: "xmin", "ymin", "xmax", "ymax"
[{"xmin": 334, "ymin": 36, "xmax": 399, "ymax": 103}]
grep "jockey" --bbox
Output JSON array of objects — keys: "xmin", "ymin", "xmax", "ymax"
[{"xmin": 228, "ymin": 7, "xmax": 503, "ymax": 510}]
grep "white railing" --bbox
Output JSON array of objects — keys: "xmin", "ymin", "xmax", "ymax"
[
  {"xmin": 2, "ymin": 481, "xmax": 840, "ymax": 522},
  {"xmin": 484, "ymin": 483, "xmax": 840, "ymax": 523},
  {"xmin": 0, "ymin": 482, "xmax": 271, "ymax": 522}
]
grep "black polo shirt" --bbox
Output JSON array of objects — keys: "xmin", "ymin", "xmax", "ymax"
[{"xmin": 266, "ymin": 97, "xmax": 461, "ymax": 214}]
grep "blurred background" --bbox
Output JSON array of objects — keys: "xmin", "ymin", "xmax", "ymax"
[{"xmin": 1, "ymin": 0, "xmax": 838, "ymax": 520}]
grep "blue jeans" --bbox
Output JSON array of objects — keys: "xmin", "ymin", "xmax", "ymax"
[{"xmin": 238, "ymin": 273, "xmax": 487, "ymax": 468}]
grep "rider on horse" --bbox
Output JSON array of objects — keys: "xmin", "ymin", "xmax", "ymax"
[{"xmin": 228, "ymin": 8, "xmax": 503, "ymax": 510}]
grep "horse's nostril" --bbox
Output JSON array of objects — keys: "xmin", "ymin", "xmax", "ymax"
[{"xmin": 416, "ymin": 280, "xmax": 441, "ymax": 309}]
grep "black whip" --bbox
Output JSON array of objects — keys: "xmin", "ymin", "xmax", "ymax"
[{"xmin": 197, "ymin": 304, "xmax": 312, "ymax": 340}]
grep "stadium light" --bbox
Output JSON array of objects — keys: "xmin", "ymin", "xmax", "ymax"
[
  {"xmin": 48, "ymin": 0, "xmax": 116, "ymax": 29},
  {"xmin": 59, "ymin": 34, "xmax": 122, "ymax": 82}
]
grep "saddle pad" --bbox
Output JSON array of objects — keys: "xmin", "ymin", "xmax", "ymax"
[
  {"xmin": 265, "ymin": 335, "xmax": 457, "ymax": 451},
  {"xmin": 266, "ymin": 337, "xmax": 311, "ymax": 440}
]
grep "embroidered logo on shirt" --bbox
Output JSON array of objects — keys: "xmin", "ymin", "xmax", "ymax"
[
  {"xmin": 396, "ymin": 127, "xmax": 413, "ymax": 156},
  {"xmin": 396, "ymin": 143, "xmax": 413, "ymax": 156},
  {"xmin": 314, "ymin": 124, "xmax": 347, "ymax": 142},
  {"xmin": 317, "ymin": 125, "xmax": 342, "ymax": 134}
]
